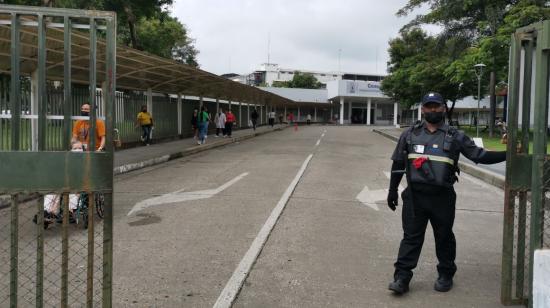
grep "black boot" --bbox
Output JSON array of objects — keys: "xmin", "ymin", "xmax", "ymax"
[
  {"xmin": 388, "ymin": 278, "xmax": 409, "ymax": 294},
  {"xmin": 434, "ymin": 275, "xmax": 453, "ymax": 292}
]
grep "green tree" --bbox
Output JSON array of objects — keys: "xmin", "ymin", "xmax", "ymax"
[
  {"xmin": 136, "ymin": 14, "xmax": 199, "ymax": 67},
  {"xmin": 381, "ymin": 27, "xmax": 472, "ymax": 121},
  {"xmin": 273, "ymin": 72, "xmax": 323, "ymax": 89},
  {"xmin": 393, "ymin": 0, "xmax": 550, "ymax": 134},
  {"xmin": 6, "ymin": 0, "xmax": 200, "ymax": 66}
]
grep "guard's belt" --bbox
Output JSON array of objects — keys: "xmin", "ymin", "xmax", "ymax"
[{"xmin": 408, "ymin": 153, "xmax": 454, "ymax": 165}]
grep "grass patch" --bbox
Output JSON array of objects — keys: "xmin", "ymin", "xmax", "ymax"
[{"xmin": 458, "ymin": 125, "xmax": 550, "ymax": 153}]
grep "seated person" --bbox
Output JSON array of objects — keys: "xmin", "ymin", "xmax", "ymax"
[
  {"xmin": 71, "ymin": 103, "xmax": 106, "ymax": 151},
  {"xmin": 35, "ymin": 142, "xmax": 83, "ymax": 227}
]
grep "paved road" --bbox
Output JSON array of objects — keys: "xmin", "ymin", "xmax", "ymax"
[{"xmin": 111, "ymin": 126, "xmax": 519, "ymax": 307}]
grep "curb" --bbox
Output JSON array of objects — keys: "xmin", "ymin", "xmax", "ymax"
[
  {"xmin": 0, "ymin": 126, "xmax": 287, "ymax": 208},
  {"xmin": 372, "ymin": 129, "xmax": 505, "ymax": 190}
]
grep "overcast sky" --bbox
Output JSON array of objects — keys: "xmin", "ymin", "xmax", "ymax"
[{"xmin": 172, "ymin": 1, "xmax": 430, "ymax": 76}]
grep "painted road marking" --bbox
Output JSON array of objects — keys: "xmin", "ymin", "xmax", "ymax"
[
  {"xmin": 214, "ymin": 154, "xmax": 314, "ymax": 308},
  {"xmin": 355, "ymin": 172, "xmax": 404, "ymax": 210},
  {"xmin": 127, "ymin": 172, "xmax": 249, "ymax": 216},
  {"xmin": 355, "ymin": 185, "xmax": 403, "ymax": 211},
  {"xmin": 316, "ymin": 130, "xmax": 326, "ymax": 146}
]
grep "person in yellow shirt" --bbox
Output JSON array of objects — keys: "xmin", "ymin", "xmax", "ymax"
[
  {"xmin": 136, "ymin": 105, "xmax": 154, "ymax": 145},
  {"xmin": 71, "ymin": 103, "xmax": 106, "ymax": 151}
]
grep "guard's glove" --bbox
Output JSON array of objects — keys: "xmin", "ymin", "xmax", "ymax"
[{"xmin": 387, "ymin": 189, "xmax": 398, "ymax": 211}]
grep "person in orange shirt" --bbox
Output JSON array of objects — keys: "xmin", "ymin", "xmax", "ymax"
[{"xmin": 71, "ymin": 103, "xmax": 106, "ymax": 151}]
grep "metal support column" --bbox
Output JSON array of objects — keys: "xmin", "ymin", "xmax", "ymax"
[
  {"xmin": 339, "ymin": 97, "xmax": 344, "ymax": 125},
  {"xmin": 367, "ymin": 98, "xmax": 372, "ymax": 125},
  {"xmin": 393, "ymin": 102, "xmax": 399, "ymax": 127},
  {"xmin": 177, "ymin": 94, "xmax": 182, "ymax": 135}
]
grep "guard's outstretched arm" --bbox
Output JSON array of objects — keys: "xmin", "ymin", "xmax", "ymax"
[
  {"xmin": 459, "ymin": 133, "xmax": 507, "ymax": 164},
  {"xmin": 476, "ymin": 151, "xmax": 506, "ymax": 164}
]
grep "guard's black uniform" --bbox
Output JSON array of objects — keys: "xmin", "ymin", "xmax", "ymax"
[{"xmin": 389, "ymin": 121, "xmax": 506, "ymax": 283}]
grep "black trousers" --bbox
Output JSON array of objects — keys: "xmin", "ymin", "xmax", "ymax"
[
  {"xmin": 269, "ymin": 118, "xmax": 274, "ymax": 127},
  {"xmin": 225, "ymin": 122, "xmax": 233, "ymax": 136},
  {"xmin": 394, "ymin": 186, "xmax": 457, "ymax": 281}
]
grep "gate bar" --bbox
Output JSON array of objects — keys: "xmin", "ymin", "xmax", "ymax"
[
  {"xmin": 501, "ymin": 31, "xmax": 522, "ymax": 305},
  {"xmin": 61, "ymin": 194, "xmax": 69, "ymax": 308},
  {"xmin": 10, "ymin": 195, "xmax": 18, "ymax": 308},
  {"xmin": 89, "ymin": 18, "xmax": 97, "ymax": 152},
  {"xmin": 63, "ymin": 16, "xmax": 72, "ymax": 150},
  {"xmin": 35, "ymin": 13, "xmax": 47, "ymax": 308},
  {"xmin": 86, "ymin": 193, "xmax": 95, "ymax": 308},
  {"xmin": 103, "ymin": 15, "xmax": 116, "ymax": 307},
  {"xmin": 9, "ymin": 12, "xmax": 20, "ymax": 308},
  {"xmin": 516, "ymin": 39, "xmax": 534, "ymax": 299},
  {"xmin": 529, "ymin": 28, "xmax": 550, "ymax": 308},
  {"xmin": 10, "ymin": 13, "xmax": 20, "ymax": 151}
]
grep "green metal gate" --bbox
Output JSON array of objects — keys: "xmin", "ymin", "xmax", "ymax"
[
  {"xmin": 501, "ymin": 20, "xmax": 550, "ymax": 307},
  {"xmin": 0, "ymin": 5, "xmax": 116, "ymax": 308}
]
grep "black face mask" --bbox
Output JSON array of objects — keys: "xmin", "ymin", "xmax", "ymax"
[
  {"xmin": 81, "ymin": 111, "xmax": 90, "ymax": 117},
  {"xmin": 425, "ymin": 111, "xmax": 445, "ymax": 124}
]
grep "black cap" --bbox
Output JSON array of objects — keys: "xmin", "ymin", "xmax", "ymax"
[{"xmin": 422, "ymin": 92, "xmax": 444, "ymax": 105}]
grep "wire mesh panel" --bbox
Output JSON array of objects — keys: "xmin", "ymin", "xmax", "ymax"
[{"xmin": 0, "ymin": 5, "xmax": 116, "ymax": 308}]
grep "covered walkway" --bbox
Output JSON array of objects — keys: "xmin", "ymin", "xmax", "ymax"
[{"xmin": 0, "ymin": 6, "xmax": 300, "ymax": 150}]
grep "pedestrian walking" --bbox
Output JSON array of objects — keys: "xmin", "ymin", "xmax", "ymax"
[
  {"xmin": 268, "ymin": 109, "xmax": 276, "ymax": 127},
  {"xmin": 225, "ymin": 109, "xmax": 236, "ymax": 137},
  {"xmin": 197, "ymin": 106, "xmax": 210, "ymax": 145},
  {"xmin": 287, "ymin": 112, "xmax": 294, "ymax": 124},
  {"xmin": 386, "ymin": 92, "xmax": 507, "ymax": 295},
  {"xmin": 250, "ymin": 108, "xmax": 259, "ymax": 131},
  {"xmin": 306, "ymin": 113, "xmax": 312, "ymax": 125},
  {"xmin": 136, "ymin": 105, "xmax": 153, "ymax": 145},
  {"xmin": 214, "ymin": 108, "xmax": 226, "ymax": 137},
  {"xmin": 278, "ymin": 113, "xmax": 284, "ymax": 125},
  {"xmin": 191, "ymin": 109, "xmax": 199, "ymax": 141}
]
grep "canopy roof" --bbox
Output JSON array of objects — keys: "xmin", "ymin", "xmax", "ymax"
[{"xmin": 0, "ymin": 6, "xmax": 294, "ymax": 106}]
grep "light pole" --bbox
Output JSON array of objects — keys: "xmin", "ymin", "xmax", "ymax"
[{"xmin": 474, "ymin": 63, "xmax": 486, "ymax": 137}]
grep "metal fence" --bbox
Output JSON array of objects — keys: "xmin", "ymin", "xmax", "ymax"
[
  {"xmin": 0, "ymin": 79, "xmax": 279, "ymax": 150},
  {"xmin": 0, "ymin": 5, "xmax": 116, "ymax": 308},
  {"xmin": 501, "ymin": 20, "xmax": 550, "ymax": 308}
]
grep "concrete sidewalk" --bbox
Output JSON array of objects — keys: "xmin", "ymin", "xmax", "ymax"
[
  {"xmin": 373, "ymin": 128, "xmax": 505, "ymax": 189},
  {"xmin": 113, "ymin": 124, "xmax": 289, "ymax": 175}
]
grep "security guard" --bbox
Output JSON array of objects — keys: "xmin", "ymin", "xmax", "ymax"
[{"xmin": 386, "ymin": 92, "xmax": 506, "ymax": 294}]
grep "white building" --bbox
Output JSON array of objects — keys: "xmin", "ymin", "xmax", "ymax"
[
  {"xmin": 227, "ymin": 63, "xmax": 399, "ymax": 126},
  {"xmin": 251, "ymin": 63, "xmax": 385, "ymax": 87},
  {"xmin": 259, "ymin": 79, "xmax": 400, "ymax": 126}
]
